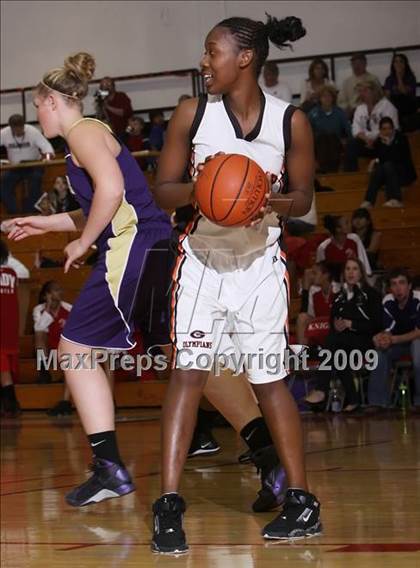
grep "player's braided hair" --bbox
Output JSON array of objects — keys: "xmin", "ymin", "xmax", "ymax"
[{"xmin": 215, "ymin": 14, "xmax": 306, "ymax": 75}]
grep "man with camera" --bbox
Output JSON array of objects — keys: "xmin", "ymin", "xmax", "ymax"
[
  {"xmin": 0, "ymin": 114, "xmax": 55, "ymax": 213},
  {"xmin": 95, "ymin": 77, "xmax": 133, "ymax": 136}
]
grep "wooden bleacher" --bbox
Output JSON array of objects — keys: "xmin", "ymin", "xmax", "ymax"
[{"xmin": 4, "ymin": 131, "xmax": 420, "ymax": 408}]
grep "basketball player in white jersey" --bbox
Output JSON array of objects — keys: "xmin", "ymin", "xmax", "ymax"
[{"xmin": 151, "ymin": 14, "xmax": 322, "ymax": 553}]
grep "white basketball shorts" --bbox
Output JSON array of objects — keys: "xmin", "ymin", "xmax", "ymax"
[{"xmin": 169, "ymin": 239, "xmax": 290, "ymax": 384}]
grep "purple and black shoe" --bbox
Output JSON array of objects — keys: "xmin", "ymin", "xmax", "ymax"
[
  {"xmin": 66, "ymin": 458, "xmax": 135, "ymax": 507},
  {"xmin": 251, "ymin": 445, "xmax": 287, "ymax": 512}
]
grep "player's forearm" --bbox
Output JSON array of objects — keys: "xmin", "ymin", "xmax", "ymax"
[
  {"xmin": 154, "ymin": 181, "xmax": 194, "ymax": 210},
  {"xmin": 79, "ymin": 188, "xmax": 123, "ymax": 248},
  {"xmin": 47, "ymin": 210, "xmax": 84, "ymax": 232},
  {"xmin": 269, "ymin": 189, "xmax": 313, "ymax": 218}
]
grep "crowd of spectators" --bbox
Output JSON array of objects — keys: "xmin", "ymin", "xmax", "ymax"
[
  {"xmin": 260, "ymin": 50, "xmax": 418, "ymax": 194},
  {"xmin": 284, "ymin": 185, "xmax": 419, "ymax": 414},
  {"xmin": 295, "ymin": 258, "xmax": 420, "ymax": 414},
  {"xmin": 304, "ymin": 258, "xmax": 384, "ymax": 412},
  {"xmin": 1, "ymin": 51, "xmax": 417, "ymax": 214}
]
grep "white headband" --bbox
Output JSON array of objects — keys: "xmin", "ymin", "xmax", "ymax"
[{"xmin": 41, "ymin": 80, "xmax": 79, "ymax": 100}]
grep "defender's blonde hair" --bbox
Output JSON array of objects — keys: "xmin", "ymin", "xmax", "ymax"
[{"xmin": 36, "ymin": 52, "xmax": 96, "ymax": 106}]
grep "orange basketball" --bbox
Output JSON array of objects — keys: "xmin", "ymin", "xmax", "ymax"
[{"xmin": 194, "ymin": 154, "xmax": 269, "ymax": 227}]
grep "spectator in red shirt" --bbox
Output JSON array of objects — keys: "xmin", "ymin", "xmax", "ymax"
[
  {"xmin": 95, "ymin": 77, "xmax": 133, "ymax": 136},
  {"xmin": 0, "ymin": 240, "xmax": 20, "ymax": 417},
  {"xmin": 123, "ymin": 116, "xmax": 148, "ymax": 170},
  {"xmin": 33, "ymin": 280, "xmax": 71, "ymax": 378},
  {"xmin": 33, "ymin": 280, "xmax": 73, "ymax": 415},
  {"xmin": 316, "ymin": 214, "xmax": 371, "ymax": 281},
  {"xmin": 124, "ymin": 116, "xmax": 145, "ymax": 152},
  {"xmin": 296, "ymin": 261, "xmax": 335, "ymax": 346}
]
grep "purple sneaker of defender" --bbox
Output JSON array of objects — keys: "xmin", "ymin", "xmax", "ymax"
[
  {"xmin": 251, "ymin": 445, "xmax": 287, "ymax": 512},
  {"xmin": 65, "ymin": 458, "xmax": 135, "ymax": 507}
]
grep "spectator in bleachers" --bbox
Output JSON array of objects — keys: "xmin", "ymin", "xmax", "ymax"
[
  {"xmin": 351, "ymin": 208, "xmax": 382, "ymax": 271},
  {"xmin": 360, "ymin": 117, "xmax": 417, "ymax": 209},
  {"xmin": 0, "ymin": 228, "xmax": 30, "ymax": 278},
  {"xmin": 34, "ymin": 176, "xmax": 80, "ymax": 216},
  {"xmin": 337, "ymin": 52, "xmax": 381, "ymax": 118},
  {"xmin": 148, "ymin": 109, "xmax": 166, "ymax": 152},
  {"xmin": 146, "ymin": 109, "xmax": 166, "ymax": 171},
  {"xmin": 344, "ymin": 80, "xmax": 399, "ymax": 171},
  {"xmin": 305, "ymin": 258, "xmax": 383, "ymax": 412},
  {"xmin": 0, "ymin": 237, "xmax": 31, "ymax": 344},
  {"xmin": 384, "ymin": 53, "xmax": 417, "ymax": 129},
  {"xmin": 123, "ymin": 116, "xmax": 149, "ymax": 170},
  {"xmin": 308, "ymin": 85, "xmax": 352, "ymax": 172},
  {"xmin": 0, "ymin": 114, "xmax": 55, "ymax": 214},
  {"xmin": 300, "ymin": 58, "xmax": 334, "ymax": 113},
  {"xmin": 49, "ymin": 176, "xmax": 79, "ymax": 213},
  {"xmin": 124, "ymin": 116, "xmax": 146, "ymax": 152},
  {"xmin": 296, "ymin": 261, "xmax": 335, "ymax": 346},
  {"xmin": 34, "ymin": 192, "xmax": 54, "ymax": 216},
  {"xmin": 316, "ymin": 214, "xmax": 371, "ymax": 281},
  {"xmin": 33, "ymin": 280, "xmax": 72, "ymax": 385},
  {"xmin": 260, "ymin": 61, "xmax": 292, "ymax": 102},
  {"xmin": 95, "ymin": 77, "xmax": 133, "ymax": 136},
  {"xmin": 368, "ymin": 268, "xmax": 420, "ymax": 411},
  {"xmin": 0, "ymin": 240, "xmax": 20, "ymax": 418},
  {"xmin": 2, "ymin": 249, "xmax": 30, "ymax": 280},
  {"xmin": 34, "ymin": 176, "xmax": 79, "ymax": 216}
]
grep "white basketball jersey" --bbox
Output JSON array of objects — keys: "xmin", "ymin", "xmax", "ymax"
[{"xmin": 187, "ymin": 91, "xmax": 296, "ymax": 270}]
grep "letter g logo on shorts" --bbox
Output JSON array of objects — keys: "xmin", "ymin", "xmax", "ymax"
[{"xmin": 191, "ymin": 330, "xmax": 205, "ymax": 339}]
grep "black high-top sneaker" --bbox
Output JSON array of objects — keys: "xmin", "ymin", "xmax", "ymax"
[
  {"xmin": 262, "ymin": 488, "xmax": 323, "ymax": 540},
  {"xmin": 151, "ymin": 494, "xmax": 189, "ymax": 554}
]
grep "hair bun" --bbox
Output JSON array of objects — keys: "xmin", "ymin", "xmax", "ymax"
[
  {"xmin": 265, "ymin": 14, "xmax": 306, "ymax": 48},
  {"xmin": 64, "ymin": 52, "xmax": 95, "ymax": 81}
]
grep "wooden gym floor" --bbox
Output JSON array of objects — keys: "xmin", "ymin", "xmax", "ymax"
[{"xmin": 1, "ymin": 410, "xmax": 419, "ymax": 568}]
